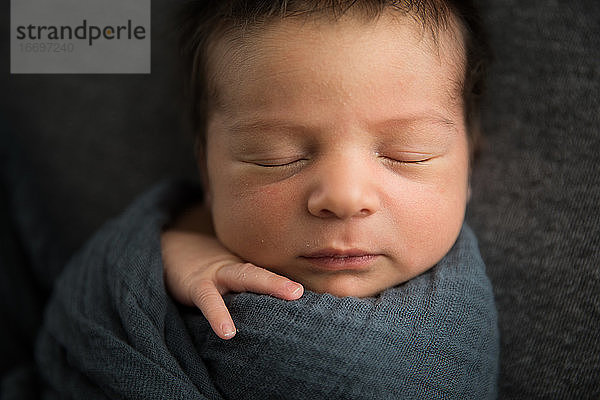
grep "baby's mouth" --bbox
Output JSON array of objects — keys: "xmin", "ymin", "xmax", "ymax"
[{"xmin": 299, "ymin": 249, "xmax": 380, "ymax": 271}]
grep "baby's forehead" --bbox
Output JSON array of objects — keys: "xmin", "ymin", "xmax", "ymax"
[{"xmin": 207, "ymin": 11, "xmax": 466, "ymax": 108}]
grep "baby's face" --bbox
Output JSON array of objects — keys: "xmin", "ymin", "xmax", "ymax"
[{"xmin": 204, "ymin": 12, "xmax": 469, "ymax": 297}]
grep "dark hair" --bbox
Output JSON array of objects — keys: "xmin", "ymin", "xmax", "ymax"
[{"xmin": 179, "ymin": 0, "xmax": 490, "ymax": 161}]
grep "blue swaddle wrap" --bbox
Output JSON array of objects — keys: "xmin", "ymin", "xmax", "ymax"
[{"xmin": 36, "ymin": 181, "xmax": 499, "ymax": 399}]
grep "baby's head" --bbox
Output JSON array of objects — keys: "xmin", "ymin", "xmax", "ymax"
[{"xmin": 180, "ymin": 0, "xmax": 489, "ymax": 297}]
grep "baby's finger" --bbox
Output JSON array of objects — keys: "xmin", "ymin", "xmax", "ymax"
[
  {"xmin": 190, "ymin": 279, "xmax": 237, "ymax": 340},
  {"xmin": 217, "ymin": 263, "xmax": 304, "ymax": 300}
]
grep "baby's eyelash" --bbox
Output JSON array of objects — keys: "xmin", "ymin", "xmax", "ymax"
[
  {"xmin": 379, "ymin": 156, "xmax": 432, "ymax": 165},
  {"xmin": 399, "ymin": 158, "xmax": 431, "ymax": 164},
  {"xmin": 254, "ymin": 159, "xmax": 307, "ymax": 168}
]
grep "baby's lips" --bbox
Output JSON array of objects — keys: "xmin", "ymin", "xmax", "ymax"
[{"xmin": 302, "ymin": 247, "xmax": 374, "ymax": 258}]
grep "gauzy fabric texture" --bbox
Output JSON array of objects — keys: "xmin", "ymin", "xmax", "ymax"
[{"xmin": 35, "ymin": 181, "xmax": 499, "ymax": 399}]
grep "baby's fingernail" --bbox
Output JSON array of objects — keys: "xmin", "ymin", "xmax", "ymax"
[
  {"xmin": 286, "ymin": 282, "xmax": 303, "ymax": 296},
  {"xmin": 221, "ymin": 323, "xmax": 236, "ymax": 338}
]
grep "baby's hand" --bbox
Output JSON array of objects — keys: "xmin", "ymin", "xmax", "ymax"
[{"xmin": 161, "ymin": 204, "xmax": 303, "ymax": 340}]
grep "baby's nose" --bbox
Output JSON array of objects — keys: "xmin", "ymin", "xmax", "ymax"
[{"xmin": 307, "ymin": 158, "xmax": 379, "ymax": 219}]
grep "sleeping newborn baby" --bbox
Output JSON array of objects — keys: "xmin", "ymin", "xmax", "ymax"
[
  {"xmin": 36, "ymin": 1, "xmax": 499, "ymax": 398},
  {"xmin": 164, "ymin": 0, "xmax": 493, "ymax": 335}
]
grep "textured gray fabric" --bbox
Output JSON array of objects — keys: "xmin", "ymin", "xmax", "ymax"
[
  {"xmin": 36, "ymin": 182, "xmax": 499, "ymax": 399},
  {"xmin": 467, "ymin": 1, "xmax": 600, "ymax": 398},
  {"xmin": 0, "ymin": 158, "xmax": 43, "ymax": 377}
]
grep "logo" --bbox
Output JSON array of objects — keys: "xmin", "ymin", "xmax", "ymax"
[
  {"xmin": 15, "ymin": 20, "xmax": 147, "ymax": 46},
  {"xmin": 11, "ymin": 0, "xmax": 151, "ymax": 74}
]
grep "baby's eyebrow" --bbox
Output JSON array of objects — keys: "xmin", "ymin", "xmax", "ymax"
[
  {"xmin": 227, "ymin": 120, "xmax": 310, "ymax": 136},
  {"xmin": 370, "ymin": 113, "xmax": 458, "ymax": 133}
]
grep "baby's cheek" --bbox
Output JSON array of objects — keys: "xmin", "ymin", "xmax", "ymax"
[
  {"xmin": 385, "ymin": 182, "xmax": 465, "ymax": 269},
  {"xmin": 214, "ymin": 182, "xmax": 300, "ymax": 264}
]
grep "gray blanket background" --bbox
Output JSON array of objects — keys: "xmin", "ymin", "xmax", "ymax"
[
  {"xmin": 35, "ymin": 181, "xmax": 498, "ymax": 399},
  {"xmin": 0, "ymin": 0, "xmax": 599, "ymax": 398}
]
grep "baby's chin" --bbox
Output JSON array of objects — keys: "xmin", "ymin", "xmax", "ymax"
[{"xmin": 291, "ymin": 271, "xmax": 407, "ymax": 299}]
